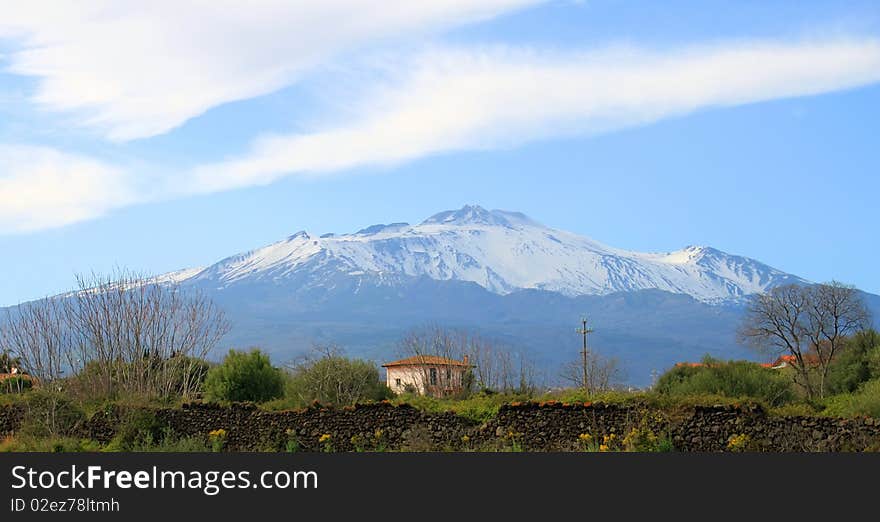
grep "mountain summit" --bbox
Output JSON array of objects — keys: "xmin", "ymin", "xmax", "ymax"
[{"xmin": 172, "ymin": 205, "xmax": 804, "ymax": 303}]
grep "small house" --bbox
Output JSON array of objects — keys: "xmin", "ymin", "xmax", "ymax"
[{"xmin": 382, "ymin": 355, "xmax": 471, "ymax": 397}]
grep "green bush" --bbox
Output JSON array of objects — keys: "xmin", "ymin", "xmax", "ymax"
[
  {"xmin": 392, "ymin": 390, "xmax": 532, "ymax": 422},
  {"xmin": 768, "ymin": 402, "xmax": 823, "ymax": 417},
  {"xmin": 203, "ymin": 349, "xmax": 284, "ymax": 403},
  {"xmin": 124, "ymin": 433, "xmax": 210, "ymax": 453},
  {"xmin": 0, "ymin": 376, "xmax": 34, "ymax": 394},
  {"xmin": 823, "ymin": 379, "xmax": 880, "ymax": 418},
  {"xmin": 826, "ymin": 330, "xmax": 880, "ymax": 394},
  {"xmin": 654, "ymin": 356, "xmax": 795, "ymax": 407},
  {"xmin": 67, "ymin": 356, "xmax": 211, "ymax": 402},
  {"xmin": 19, "ymin": 389, "xmax": 87, "ymax": 438},
  {"xmin": 107, "ymin": 409, "xmax": 170, "ymax": 450},
  {"xmin": 283, "ymin": 355, "xmax": 392, "ymax": 407}
]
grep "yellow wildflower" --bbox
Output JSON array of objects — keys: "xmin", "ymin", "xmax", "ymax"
[
  {"xmin": 319, "ymin": 433, "xmax": 332, "ymax": 443},
  {"xmin": 726, "ymin": 433, "xmax": 751, "ymax": 452}
]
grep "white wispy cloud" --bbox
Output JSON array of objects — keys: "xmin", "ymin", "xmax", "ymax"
[
  {"xmin": 2, "ymin": 36, "xmax": 880, "ymax": 235},
  {"xmin": 187, "ymin": 37, "xmax": 880, "ymax": 193},
  {"xmin": 0, "ymin": 0, "xmax": 539, "ymax": 141},
  {"xmin": 0, "ymin": 144, "xmax": 137, "ymax": 233}
]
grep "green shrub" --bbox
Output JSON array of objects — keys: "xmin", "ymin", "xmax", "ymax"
[
  {"xmin": 822, "ymin": 379, "xmax": 880, "ymax": 418},
  {"xmin": 768, "ymin": 402, "xmax": 823, "ymax": 417},
  {"xmin": 391, "ymin": 390, "xmax": 531, "ymax": 422},
  {"xmin": 19, "ymin": 389, "xmax": 87, "ymax": 438},
  {"xmin": 0, "ymin": 376, "xmax": 33, "ymax": 394},
  {"xmin": 67, "ymin": 356, "xmax": 211, "ymax": 403},
  {"xmin": 544, "ymin": 388, "xmax": 652, "ymax": 406},
  {"xmin": 129, "ymin": 435, "xmax": 210, "ymax": 453},
  {"xmin": 110, "ymin": 429, "xmax": 210, "ymax": 452},
  {"xmin": 284, "ymin": 355, "xmax": 392, "ymax": 407},
  {"xmin": 154, "ymin": 355, "xmax": 211, "ymax": 398},
  {"xmin": 203, "ymin": 349, "xmax": 284, "ymax": 403},
  {"xmin": 826, "ymin": 330, "xmax": 880, "ymax": 394},
  {"xmin": 654, "ymin": 356, "xmax": 795, "ymax": 407},
  {"xmin": 108, "ymin": 409, "xmax": 170, "ymax": 450}
]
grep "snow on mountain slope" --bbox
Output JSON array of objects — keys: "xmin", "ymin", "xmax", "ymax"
[{"xmin": 174, "ymin": 205, "xmax": 805, "ymax": 303}]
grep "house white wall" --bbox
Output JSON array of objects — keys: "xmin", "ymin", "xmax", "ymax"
[
  {"xmin": 385, "ymin": 365, "xmax": 467, "ymax": 396},
  {"xmin": 386, "ymin": 366, "xmax": 426, "ymax": 394}
]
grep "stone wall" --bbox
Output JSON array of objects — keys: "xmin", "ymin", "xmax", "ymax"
[
  {"xmin": 2, "ymin": 401, "xmax": 879, "ymax": 452},
  {"xmin": 483, "ymin": 401, "xmax": 880, "ymax": 452},
  {"xmin": 156, "ymin": 402, "xmax": 476, "ymax": 451}
]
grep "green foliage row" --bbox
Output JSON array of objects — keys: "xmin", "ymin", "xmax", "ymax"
[
  {"xmin": 278, "ymin": 355, "xmax": 392, "ymax": 408},
  {"xmin": 822, "ymin": 379, "xmax": 880, "ymax": 418},
  {"xmin": 391, "ymin": 390, "xmax": 533, "ymax": 423},
  {"xmin": 826, "ymin": 330, "xmax": 880, "ymax": 395},
  {"xmin": 0, "ymin": 376, "xmax": 33, "ymax": 394},
  {"xmin": 203, "ymin": 349, "xmax": 284, "ymax": 403},
  {"xmin": 654, "ymin": 356, "xmax": 795, "ymax": 407}
]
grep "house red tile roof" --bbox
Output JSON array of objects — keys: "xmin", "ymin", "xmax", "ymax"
[
  {"xmin": 0, "ymin": 373, "xmax": 36, "ymax": 382},
  {"xmin": 676, "ymin": 361, "xmax": 775, "ymax": 369},
  {"xmin": 381, "ymin": 355, "xmax": 471, "ymax": 368},
  {"xmin": 771, "ymin": 354, "xmax": 820, "ymax": 367}
]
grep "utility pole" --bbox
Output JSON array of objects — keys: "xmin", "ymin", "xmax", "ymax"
[{"xmin": 576, "ymin": 318, "xmax": 594, "ymax": 391}]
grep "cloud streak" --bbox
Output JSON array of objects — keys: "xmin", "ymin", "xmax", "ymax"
[
  {"xmin": 2, "ymin": 36, "xmax": 880, "ymax": 235},
  {"xmin": 0, "ymin": 145, "xmax": 137, "ymax": 233},
  {"xmin": 0, "ymin": 0, "xmax": 539, "ymax": 141},
  {"xmin": 188, "ymin": 37, "xmax": 880, "ymax": 193}
]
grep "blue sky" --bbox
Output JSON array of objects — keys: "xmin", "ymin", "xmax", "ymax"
[{"xmin": 1, "ymin": 0, "xmax": 879, "ymax": 306}]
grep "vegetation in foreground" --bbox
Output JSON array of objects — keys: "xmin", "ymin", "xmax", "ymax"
[
  {"xmin": 2, "ymin": 332, "xmax": 879, "ymax": 452},
  {"xmin": 1, "ymin": 273, "xmax": 878, "ymax": 451}
]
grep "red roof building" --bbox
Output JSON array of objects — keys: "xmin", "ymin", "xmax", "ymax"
[{"xmin": 382, "ymin": 355, "xmax": 472, "ymax": 397}]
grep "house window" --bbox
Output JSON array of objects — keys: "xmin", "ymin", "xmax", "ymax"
[
  {"xmin": 395, "ymin": 378, "xmax": 401, "ymax": 387},
  {"xmin": 429, "ymin": 368, "xmax": 437, "ymax": 385},
  {"xmin": 446, "ymin": 369, "xmax": 452, "ymax": 381}
]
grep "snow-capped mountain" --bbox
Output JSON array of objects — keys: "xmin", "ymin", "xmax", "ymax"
[
  {"xmin": 171, "ymin": 204, "xmax": 804, "ymax": 304},
  {"xmin": 12, "ymin": 204, "xmax": 871, "ymax": 384}
]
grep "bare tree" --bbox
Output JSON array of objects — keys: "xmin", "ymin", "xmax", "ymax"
[
  {"xmin": 1, "ymin": 296, "xmax": 68, "ymax": 384},
  {"xmin": 65, "ymin": 271, "xmax": 228, "ymax": 398},
  {"xmin": 396, "ymin": 327, "xmax": 470, "ymax": 396},
  {"xmin": 559, "ymin": 350, "xmax": 624, "ymax": 393},
  {"xmin": 0, "ymin": 269, "xmax": 228, "ymax": 400},
  {"xmin": 804, "ymin": 282, "xmax": 871, "ymax": 397},
  {"xmin": 739, "ymin": 282, "xmax": 870, "ymax": 399},
  {"xmin": 396, "ymin": 326, "xmax": 539, "ymax": 395}
]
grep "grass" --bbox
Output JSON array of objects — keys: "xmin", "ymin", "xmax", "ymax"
[
  {"xmin": 1, "ymin": 429, "xmax": 210, "ymax": 452},
  {"xmin": 3, "ymin": 374, "xmax": 878, "ymax": 453},
  {"xmin": 388, "ymin": 389, "xmax": 766, "ymax": 422},
  {"xmin": 391, "ymin": 391, "xmax": 533, "ymax": 423},
  {"xmin": 821, "ymin": 379, "xmax": 880, "ymax": 418},
  {"xmin": 0, "ymin": 435, "xmax": 103, "ymax": 453},
  {"xmin": 254, "ymin": 385, "xmax": 880, "ymax": 422}
]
